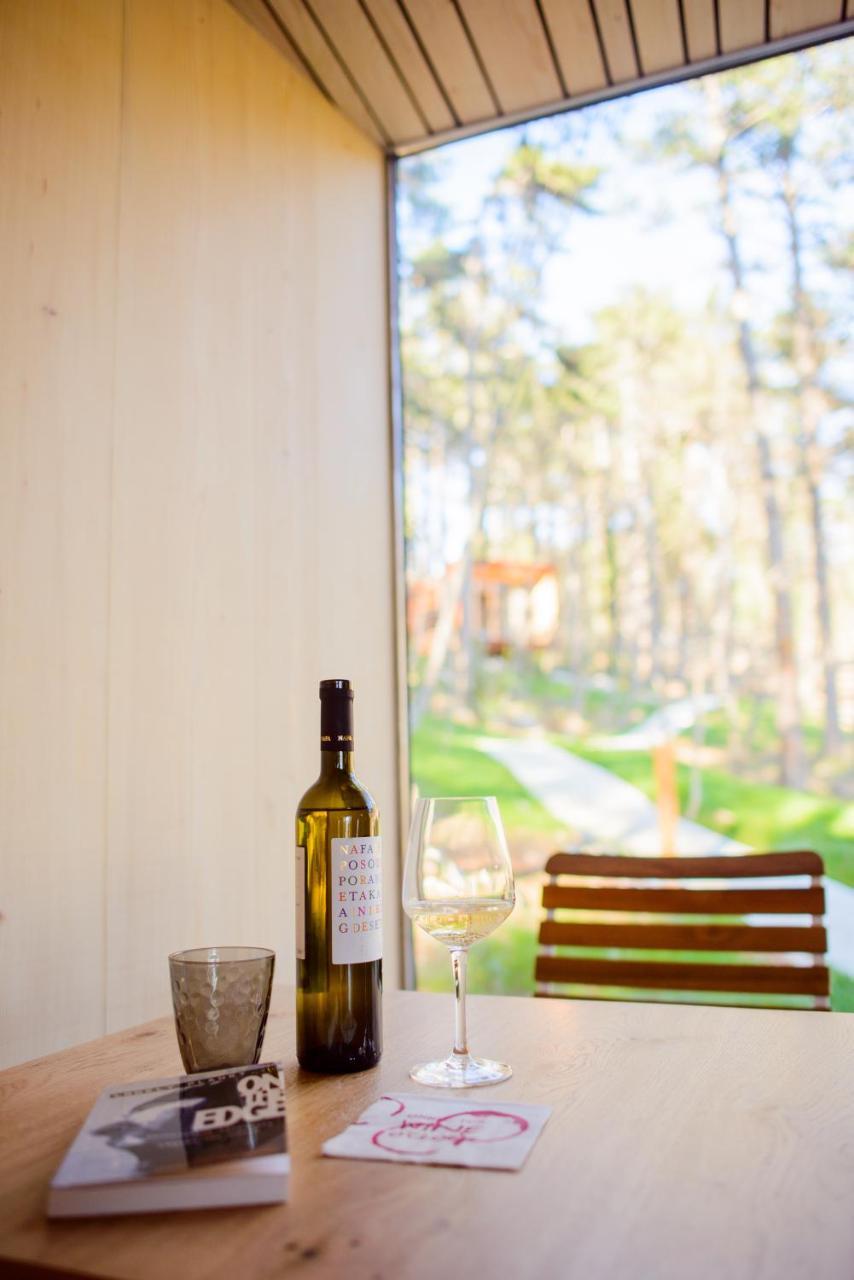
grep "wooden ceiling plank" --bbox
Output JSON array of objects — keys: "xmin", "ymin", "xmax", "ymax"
[
  {"xmin": 266, "ymin": 0, "xmax": 386, "ymax": 142},
  {"xmin": 540, "ymin": 0, "xmax": 608, "ymax": 94},
  {"xmin": 717, "ymin": 0, "xmax": 765, "ymax": 52},
  {"xmin": 362, "ymin": 0, "xmax": 455, "ymax": 132},
  {"xmin": 770, "ymin": 0, "xmax": 842, "ymax": 38},
  {"xmin": 402, "ymin": 0, "xmax": 497, "ymax": 123},
  {"xmin": 310, "ymin": 0, "xmax": 425, "ymax": 142},
  {"xmin": 457, "ymin": 0, "xmax": 563, "ymax": 112},
  {"xmin": 681, "ymin": 0, "xmax": 718, "ymax": 60},
  {"xmin": 628, "ymin": 0, "xmax": 685, "ymax": 73},
  {"xmin": 229, "ymin": 0, "xmax": 316, "ymax": 80},
  {"xmin": 591, "ymin": 0, "xmax": 640, "ymax": 82}
]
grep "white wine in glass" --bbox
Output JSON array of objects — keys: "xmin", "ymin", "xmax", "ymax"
[{"xmin": 403, "ymin": 796, "xmax": 515, "ymax": 1088}]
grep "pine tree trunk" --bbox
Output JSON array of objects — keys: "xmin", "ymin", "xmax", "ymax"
[
  {"xmin": 780, "ymin": 163, "xmax": 841, "ymax": 755},
  {"xmin": 704, "ymin": 79, "xmax": 805, "ymax": 789}
]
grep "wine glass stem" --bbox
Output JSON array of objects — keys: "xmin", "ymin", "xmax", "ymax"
[{"xmin": 451, "ymin": 948, "xmax": 469, "ymax": 1060}]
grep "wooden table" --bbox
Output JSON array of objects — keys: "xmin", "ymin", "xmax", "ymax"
[{"xmin": 1, "ymin": 989, "xmax": 853, "ymax": 1279}]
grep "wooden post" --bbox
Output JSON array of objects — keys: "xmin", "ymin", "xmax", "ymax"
[{"xmin": 652, "ymin": 740, "xmax": 679, "ymax": 856}]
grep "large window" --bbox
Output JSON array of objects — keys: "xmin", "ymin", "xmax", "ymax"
[{"xmin": 396, "ymin": 41, "xmax": 854, "ymax": 1005}]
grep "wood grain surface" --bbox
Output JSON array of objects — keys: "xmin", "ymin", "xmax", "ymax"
[
  {"xmin": 545, "ymin": 851, "xmax": 824, "ymax": 878},
  {"xmin": 0, "ymin": 0, "xmax": 398, "ymax": 1068},
  {"xmin": 0, "ymin": 0, "xmax": 121, "ymax": 1071},
  {"xmin": 231, "ymin": 0, "xmax": 851, "ymax": 153},
  {"xmin": 1, "ymin": 989, "xmax": 853, "ymax": 1279}
]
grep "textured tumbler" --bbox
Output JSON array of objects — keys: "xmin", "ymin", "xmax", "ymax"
[{"xmin": 169, "ymin": 946, "xmax": 275, "ymax": 1074}]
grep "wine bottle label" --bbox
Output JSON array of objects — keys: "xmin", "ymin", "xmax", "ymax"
[
  {"xmin": 331, "ymin": 836, "xmax": 382, "ymax": 965},
  {"xmin": 295, "ymin": 846, "xmax": 306, "ymax": 961}
]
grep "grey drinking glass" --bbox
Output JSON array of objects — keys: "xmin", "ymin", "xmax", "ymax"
[{"xmin": 169, "ymin": 946, "xmax": 275, "ymax": 1074}]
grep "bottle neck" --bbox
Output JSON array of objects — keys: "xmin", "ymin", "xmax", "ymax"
[
  {"xmin": 320, "ymin": 750, "xmax": 355, "ymax": 776},
  {"xmin": 319, "ymin": 692, "xmax": 354, "ymax": 774}
]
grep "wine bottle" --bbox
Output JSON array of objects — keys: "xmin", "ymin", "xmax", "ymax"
[{"xmin": 295, "ymin": 679, "xmax": 382, "ymax": 1073}]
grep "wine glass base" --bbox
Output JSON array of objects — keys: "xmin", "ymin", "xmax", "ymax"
[{"xmin": 410, "ymin": 1054, "xmax": 512, "ymax": 1089}]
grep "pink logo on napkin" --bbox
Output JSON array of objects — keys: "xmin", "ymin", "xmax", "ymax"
[
  {"xmin": 323, "ymin": 1093, "xmax": 550, "ymax": 1170},
  {"xmin": 373, "ymin": 1107, "xmax": 527, "ymax": 1157}
]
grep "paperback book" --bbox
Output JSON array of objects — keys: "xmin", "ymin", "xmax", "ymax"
[{"xmin": 48, "ymin": 1061, "xmax": 288, "ymax": 1217}]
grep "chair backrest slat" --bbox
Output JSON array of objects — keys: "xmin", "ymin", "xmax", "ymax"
[
  {"xmin": 536, "ymin": 850, "xmax": 829, "ymax": 1009},
  {"xmin": 545, "ymin": 851, "xmax": 823, "ymax": 879},
  {"xmin": 538, "ymin": 920, "xmax": 827, "ymax": 954},
  {"xmin": 541, "ymin": 884, "xmax": 825, "ymax": 915}
]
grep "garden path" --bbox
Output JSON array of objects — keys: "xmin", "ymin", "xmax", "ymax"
[{"xmin": 478, "ymin": 735, "xmax": 854, "ymax": 977}]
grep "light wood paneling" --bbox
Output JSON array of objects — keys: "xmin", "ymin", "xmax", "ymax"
[
  {"xmin": 107, "ymin": 0, "xmax": 273, "ymax": 1031},
  {"xmin": 540, "ymin": 0, "xmax": 608, "ymax": 94},
  {"xmin": 719, "ymin": 0, "xmax": 765, "ymax": 52},
  {"xmin": 4, "ymin": 991, "xmax": 854, "ymax": 1278},
  {"xmin": 403, "ymin": 0, "xmax": 497, "ymax": 123},
  {"xmin": 458, "ymin": 0, "xmax": 563, "ymax": 111},
  {"xmin": 630, "ymin": 0, "xmax": 685, "ymax": 72},
  {"xmin": 231, "ymin": 0, "xmax": 851, "ymax": 150},
  {"xmin": 227, "ymin": 0, "xmax": 310, "ymax": 79},
  {"xmin": 106, "ymin": 0, "xmax": 396, "ymax": 1032},
  {"xmin": 770, "ymin": 0, "xmax": 843, "ymax": 38},
  {"xmin": 230, "ymin": 0, "xmax": 850, "ymax": 149},
  {"xmin": 362, "ymin": 0, "xmax": 456, "ymax": 131},
  {"xmin": 0, "ymin": 0, "xmax": 398, "ymax": 1066},
  {"xmin": 310, "ymin": 0, "xmax": 425, "ymax": 142},
  {"xmin": 682, "ymin": 0, "xmax": 718, "ymax": 60},
  {"xmin": 591, "ymin": 0, "xmax": 639, "ymax": 82},
  {"xmin": 0, "ymin": 0, "xmax": 122, "ymax": 1063},
  {"xmin": 266, "ymin": 0, "xmax": 385, "ymax": 144}
]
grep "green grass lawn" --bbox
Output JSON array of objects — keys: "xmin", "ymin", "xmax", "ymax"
[
  {"xmin": 411, "ymin": 713, "xmax": 854, "ymax": 888},
  {"xmin": 559, "ymin": 740, "xmax": 854, "ymax": 890},
  {"xmin": 700, "ymin": 697, "xmax": 826, "ymax": 760},
  {"xmin": 410, "ymin": 713, "xmax": 854, "ymax": 1011},
  {"xmin": 410, "ymin": 715, "xmax": 567, "ymax": 842}
]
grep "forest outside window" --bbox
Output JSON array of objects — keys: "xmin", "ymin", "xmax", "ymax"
[{"xmin": 396, "ymin": 41, "xmax": 854, "ymax": 1006}]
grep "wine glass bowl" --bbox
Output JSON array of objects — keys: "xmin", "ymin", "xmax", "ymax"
[{"xmin": 403, "ymin": 796, "xmax": 515, "ymax": 1088}]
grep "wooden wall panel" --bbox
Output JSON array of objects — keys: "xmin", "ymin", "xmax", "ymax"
[
  {"xmin": 107, "ymin": 0, "xmax": 397, "ymax": 1031},
  {"xmin": 0, "ymin": 0, "xmax": 122, "ymax": 1067},
  {"xmin": 311, "ymin": 119, "xmax": 397, "ymax": 872},
  {"xmin": 227, "ymin": 0, "xmax": 309, "ymax": 80},
  {"xmin": 0, "ymin": 0, "xmax": 397, "ymax": 1065},
  {"xmin": 106, "ymin": 0, "xmax": 263, "ymax": 1030}
]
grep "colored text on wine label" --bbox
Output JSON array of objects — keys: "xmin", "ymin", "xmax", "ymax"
[{"xmin": 331, "ymin": 836, "xmax": 383, "ymax": 965}]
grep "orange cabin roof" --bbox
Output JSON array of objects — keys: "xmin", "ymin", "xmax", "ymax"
[{"xmin": 472, "ymin": 561, "xmax": 556, "ymax": 588}]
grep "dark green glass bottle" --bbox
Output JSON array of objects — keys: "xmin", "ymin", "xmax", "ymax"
[{"xmin": 295, "ymin": 679, "xmax": 382, "ymax": 1073}]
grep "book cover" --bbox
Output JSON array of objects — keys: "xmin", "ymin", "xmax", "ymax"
[{"xmin": 48, "ymin": 1062, "xmax": 288, "ymax": 1217}]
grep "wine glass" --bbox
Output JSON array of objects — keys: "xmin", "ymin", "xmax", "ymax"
[{"xmin": 402, "ymin": 796, "xmax": 515, "ymax": 1088}]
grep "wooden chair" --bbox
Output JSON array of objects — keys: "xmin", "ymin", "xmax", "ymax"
[{"xmin": 535, "ymin": 850, "xmax": 830, "ymax": 1010}]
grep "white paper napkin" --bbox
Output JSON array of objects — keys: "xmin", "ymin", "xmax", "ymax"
[{"xmin": 322, "ymin": 1093, "xmax": 550, "ymax": 1171}]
